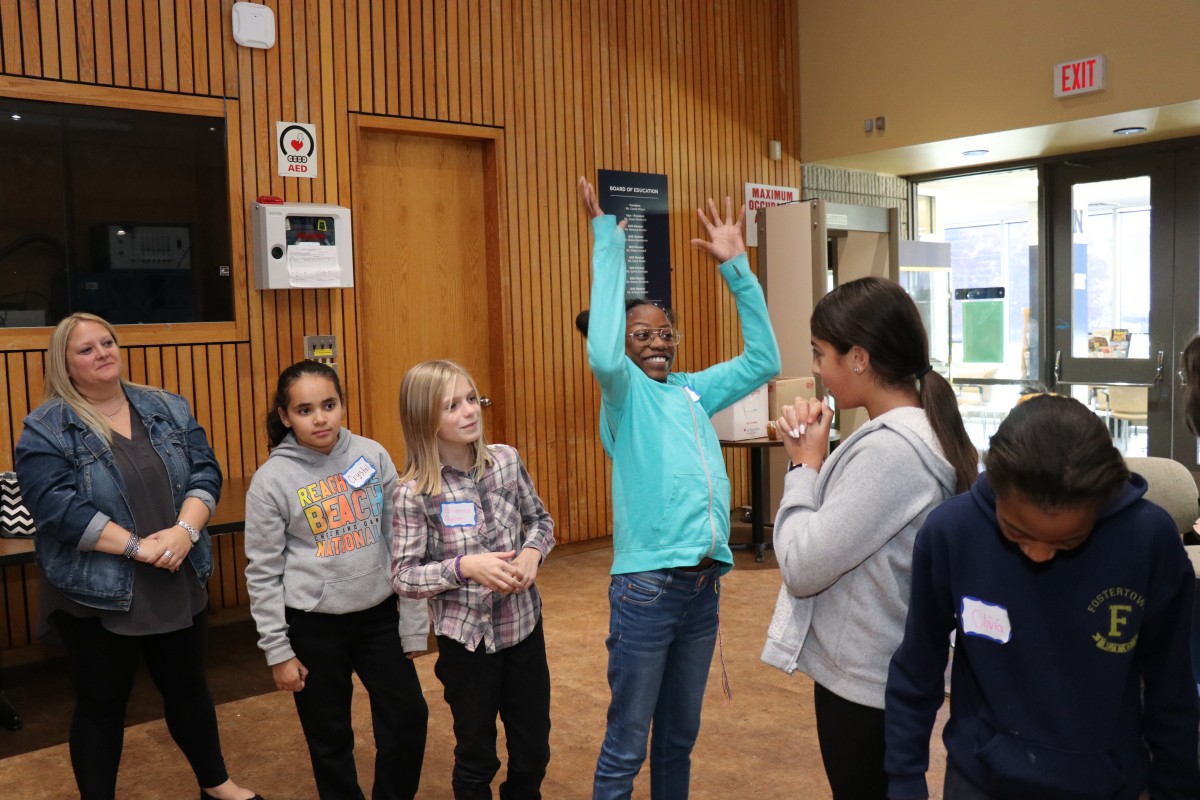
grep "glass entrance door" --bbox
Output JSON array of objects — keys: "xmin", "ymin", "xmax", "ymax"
[{"xmin": 1048, "ymin": 150, "xmax": 1198, "ymax": 462}]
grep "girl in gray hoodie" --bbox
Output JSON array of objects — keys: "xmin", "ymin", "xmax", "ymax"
[
  {"xmin": 244, "ymin": 360, "xmax": 429, "ymax": 800},
  {"xmin": 761, "ymin": 278, "xmax": 978, "ymax": 799}
]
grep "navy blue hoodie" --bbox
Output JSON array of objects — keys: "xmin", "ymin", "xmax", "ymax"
[{"xmin": 885, "ymin": 473, "xmax": 1199, "ymax": 800}]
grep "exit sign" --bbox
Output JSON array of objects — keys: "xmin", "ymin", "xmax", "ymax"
[{"xmin": 1054, "ymin": 55, "xmax": 1106, "ymax": 98}]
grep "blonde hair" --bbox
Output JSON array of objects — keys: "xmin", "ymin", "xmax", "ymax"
[
  {"xmin": 45, "ymin": 312, "xmax": 137, "ymax": 443},
  {"xmin": 399, "ymin": 360, "xmax": 491, "ymax": 495}
]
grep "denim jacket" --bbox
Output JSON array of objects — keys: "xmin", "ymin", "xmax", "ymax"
[{"xmin": 14, "ymin": 384, "xmax": 221, "ymax": 611}]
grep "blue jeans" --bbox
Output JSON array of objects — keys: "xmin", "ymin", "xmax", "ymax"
[{"xmin": 593, "ymin": 565, "xmax": 721, "ymax": 800}]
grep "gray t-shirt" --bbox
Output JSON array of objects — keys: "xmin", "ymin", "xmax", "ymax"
[{"xmin": 43, "ymin": 405, "xmax": 207, "ymax": 636}]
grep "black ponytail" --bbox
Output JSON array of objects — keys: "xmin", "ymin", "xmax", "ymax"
[{"xmin": 811, "ymin": 277, "xmax": 978, "ymax": 492}]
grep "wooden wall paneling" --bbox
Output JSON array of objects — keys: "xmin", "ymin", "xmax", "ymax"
[
  {"xmin": 445, "ymin": 0, "xmax": 459, "ymax": 121},
  {"xmin": 109, "ymin": 0, "xmax": 129, "ymax": 86},
  {"xmin": 25, "ymin": 352, "xmax": 44, "ymax": 417},
  {"xmin": 383, "ymin": 0, "xmax": 397, "ymax": 116},
  {"xmin": 356, "ymin": 0, "xmax": 372, "ymax": 113},
  {"xmin": 305, "ymin": 0, "xmax": 322, "ymax": 204},
  {"xmin": 236, "ymin": 343, "xmax": 256, "ymax": 480},
  {"xmin": 394, "ymin": 0, "xmax": 411, "ymax": 117},
  {"xmin": 126, "ymin": 346, "xmax": 147, "ymax": 385},
  {"xmin": 39, "ymin": 0, "xmax": 59, "ymax": 79},
  {"xmin": 174, "ymin": 0, "xmax": 192, "ymax": 93},
  {"xmin": 464, "ymin": 0, "xmax": 478, "ymax": 123},
  {"xmin": 481, "ymin": 0, "xmax": 496, "ymax": 125},
  {"xmin": 188, "ymin": 0, "xmax": 205, "ymax": 93},
  {"xmin": 0, "ymin": 354, "xmax": 15, "ymax": 472},
  {"xmin": 93, "ymin": 0, "xmax": 114, "ymax": 84},
  {"xmin": 75, "ymin": 0, "xmax": 96, "ymax": 81},
  {"xmin": 142, "ymin": 0, "xmax": 162, "ymax": 89},
  {"xmin": 126, "ymin": 0, "xmax": 147, "ymax": 88},
  {"xmin": 17, "ymin": 0, "xmax": 38, "ymax": 75},
  {"xmin": 370, "ymin": 0, "xmax": 385, "ymax": 115},
  {"xmin": 1, "ymin": 0, "xmax": 18, "ymax": 73},
  {"xmin": 158, "ymin": 0, "xmax": 177, "ymax": 91},
  {"xmin": 220, "ymin": 343, "xmax": 241, "ymax": 478},
  {"xmin": 421, "ymin": 0, "xmax": 436, "ymax": 118}
]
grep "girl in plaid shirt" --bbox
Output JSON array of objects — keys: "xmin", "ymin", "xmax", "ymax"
[{"xmin": 391, "ymin": 360, "xmax": 555, "ymax": 800}]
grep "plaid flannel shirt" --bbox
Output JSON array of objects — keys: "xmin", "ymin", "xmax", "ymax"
[{"xmin": 390, "ymin": 444, "xmax": 554, "ymax": 653}]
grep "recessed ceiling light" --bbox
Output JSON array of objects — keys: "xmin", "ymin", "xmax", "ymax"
[
  {"xmin": 962, "ymin": 149, "xmax": 989, "ymax": 157},
  {"xmin": 1113, "ymin": 126, "xmax": 1147, "ymax": 135},
  {"xmin": 9, "ymin": 114, "xmax": 20, "ymax": 121}
]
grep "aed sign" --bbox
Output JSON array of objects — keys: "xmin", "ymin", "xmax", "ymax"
[
  {"xmin": 277, "ymin": 121, "xmax": 319, "ymax": 178},
  {"xmin": 1054, "ymin": 55, "xmax": 1106, "ymax": 98}
]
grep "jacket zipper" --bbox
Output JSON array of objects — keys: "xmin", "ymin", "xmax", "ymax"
[{"xmin": 681, "ymin": 385, "xmax": 717, "ymax": 558}]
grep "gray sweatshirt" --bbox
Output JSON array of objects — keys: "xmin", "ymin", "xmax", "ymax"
[
  {"xmin": 761, "ymin": 406, "xmax": 958, "ymax": 709},
  {"xmin": 244, "ymin": 428, "xmax": 429, "ymax": 665}
]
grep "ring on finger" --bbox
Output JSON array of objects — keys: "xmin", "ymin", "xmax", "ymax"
[{"xmin": 163, "ymin": 549, "xmax": 174, "ymax": 559}]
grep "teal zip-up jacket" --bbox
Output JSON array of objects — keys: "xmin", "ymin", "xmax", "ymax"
[{"xmin": 586, "ymin": 215, "xmax": 780, "ymax": 575}]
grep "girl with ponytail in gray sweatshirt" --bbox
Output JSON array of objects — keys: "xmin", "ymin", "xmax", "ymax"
[{"xmin": 244, "ymin": 360, "xmax": 430, "ymax": 800}]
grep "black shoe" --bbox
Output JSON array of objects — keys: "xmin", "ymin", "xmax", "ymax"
[{"xmin": 0, "ymin": 696, "xmax": 21, "ymax": 731}]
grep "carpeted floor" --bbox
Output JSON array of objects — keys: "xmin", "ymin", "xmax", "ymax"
[{"xmin": 0, "ymin": 541, "xmax": 948, "ymax": 799}]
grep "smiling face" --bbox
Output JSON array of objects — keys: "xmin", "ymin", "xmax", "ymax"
[
  {"xmin": 994, "ymin": 490, "xmax": 1098, "ymax": 563},
  {"xmin": 437, "ymin": 373, "xmax": 482, "ymax": 448},
  {"xmin": 66, "ymin": 320, "xmax": 124, "ymax": 398},
  {"xmin": 278, "ymin": 374, "xmax": 344, "ymax": 454},
  {"xmin": 625, "ymin": 304, "xmax": 676, "ymax": 381}
]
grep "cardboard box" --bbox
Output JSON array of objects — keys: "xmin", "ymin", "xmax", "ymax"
[
  {"xmin": 710, "ymin": 383, "xmax": 769, "ymax": 441},
  {"xmin": 768, "ymin": 376, "xmax": 818, "ymax": 419}
]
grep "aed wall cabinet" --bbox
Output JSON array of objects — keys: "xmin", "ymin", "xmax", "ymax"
[{"xmin": 252, "ymin": 200, "xmax": 354, "ymax": 289}]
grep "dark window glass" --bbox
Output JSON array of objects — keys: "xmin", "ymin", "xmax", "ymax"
[{"xmin": 0, "ymin": 98, "xmax": 232, "ymax": 327}]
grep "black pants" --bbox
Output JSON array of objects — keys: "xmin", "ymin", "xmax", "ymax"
[
  {"xmin": 813, "ymin": 682, "xmax": 888, "ymax": 800},
  {"xmin": 434, "ymin": 618, "xmax": 551, "ymax": 800},
  {"xmin": 286, "ymin": 598, "xmax": 429, "ymax": 800},
  {"xmin": 52, "ymin": 609, "xmax": 229, "ymax": 800}
]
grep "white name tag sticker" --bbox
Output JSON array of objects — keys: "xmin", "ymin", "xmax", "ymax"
[
  {"xmin": 440, "ymin": 501, "xmax": 477, "ymax": 528},
  {"xmin": 343, "ymin": 457, "xmax": 377, "ymax": 489},
  {"xmin": 684, "ymin": 384, "xmax": 701, "ymax": 402},
  {"xmin": 961, "ymin": 596, "xmax": 1012, "ymax": 644}
]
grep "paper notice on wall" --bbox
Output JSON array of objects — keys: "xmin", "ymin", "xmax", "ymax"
[
  {"xmin": 744, "ymin": 182, "xmax": 799, "ymax": 246},
  {"xmin": 287, "ymin": 243, "xmax": 342, "ymax": 287}
]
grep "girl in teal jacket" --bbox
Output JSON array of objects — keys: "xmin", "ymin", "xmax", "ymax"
[{"xmin": 577, "ymin": 177, "xmax": 780, "ymax": 799}]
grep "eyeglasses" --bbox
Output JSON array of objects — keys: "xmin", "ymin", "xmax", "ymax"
[{"xmin": 626, "ymin": 327, "xmax": 682, "ymax": 345}]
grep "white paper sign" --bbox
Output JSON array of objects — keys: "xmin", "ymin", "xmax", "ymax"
[
  {"xmin": 287, "ymin": 243, "xmax": 341, "ymax": 287},
  {"xmin": 961, "ymin": 596, "xmax": 1012, "ymax": 644},
  {"xmin": 744, "ymin": 182, "xmax": 799, "ymax": 247},
  {"xmin": 277, "ymin": 121, "xmax": 318, "ymax": 178}
]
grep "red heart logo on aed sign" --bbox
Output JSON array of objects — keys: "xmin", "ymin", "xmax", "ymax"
[{"xmin": 290, "ymin": 137, "xmax": 304, "ymax": 151}]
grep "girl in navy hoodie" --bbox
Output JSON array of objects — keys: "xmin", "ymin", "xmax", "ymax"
[{"xmin": 885, "ymin": 394, "xmax": 1200, "ymax": 800}]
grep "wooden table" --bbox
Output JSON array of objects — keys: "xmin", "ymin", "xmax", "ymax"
[
  {"xmin": 720, "ymin": 437, "xmax": 784, "ymax": 562},
  {"xmin": 0, "ymin": 476, "xmax": 250, "ymax": 567}
]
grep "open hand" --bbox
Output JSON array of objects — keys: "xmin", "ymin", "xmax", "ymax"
[
  {"xmin": 690, "ymin": 196, "xmax": 746, "ymax": 263},
  {"xmin": 577, "ymin": 176, "xmax": 628, "ymax": 229}
]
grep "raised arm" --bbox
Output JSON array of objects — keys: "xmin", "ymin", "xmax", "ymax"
[{"xmin": 579, "ymin": 176, "xmax": 632, "ymax": 399}]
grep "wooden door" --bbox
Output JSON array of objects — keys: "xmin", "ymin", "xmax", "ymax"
[{"xmin": 353, "ymin": 125, "xmax": 502, "ymax": 464}]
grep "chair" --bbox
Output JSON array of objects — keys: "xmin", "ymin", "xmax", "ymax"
[
  {"xmin": 1107, "ymin": 386, "xmax": 1148, "ymax": 452},
  {"xmin": 1125, "ymin": 456, "xmax": 1200, "ymax": 690}
]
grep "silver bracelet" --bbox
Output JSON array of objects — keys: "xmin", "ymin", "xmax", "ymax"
[
  {"xmin": 122, "ymin": 532, "xmax": 141, "ymax": 559},
  {"xmin": 175, "ymin": 519, "xmax": 200, "ymax": 544}
]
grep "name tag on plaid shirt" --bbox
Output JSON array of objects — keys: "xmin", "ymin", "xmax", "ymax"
[{"xmin": 441, "ymin": 501, "xmax": 477, "ymax": 527}]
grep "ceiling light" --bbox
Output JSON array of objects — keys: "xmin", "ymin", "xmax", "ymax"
[
  {"xmin": 1113, "ymin": 126, "xmax": 1147, "ymax": 136},
  {"xmin": 9, "ymin": 114, "xmax": 20, "ymax": 121},
  {"xmin": 961, "ymin": 149, "xmax": 989, "ymax": 157}
]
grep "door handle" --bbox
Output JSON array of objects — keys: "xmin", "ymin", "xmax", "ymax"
[
  {"xmin": 480, "ymin": 396, "xmax": 492, "ymax": 408},
  {"xmin": 1053, "ymin": 350, "xmax": 1062, "ymax": 385},
  {"xmin": 1154, "ymin": 350, "xmax": 1164, "ymax": 385}
]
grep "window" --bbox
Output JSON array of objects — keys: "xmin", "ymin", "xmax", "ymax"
[{"xmin": 0, "ymin": 97, "xmax": 232, "ymax": 328}]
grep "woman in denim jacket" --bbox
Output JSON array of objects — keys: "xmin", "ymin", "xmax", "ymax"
[{"xmin": 15, "ymin": 313, "xmax": 261, "ymax": 800}]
